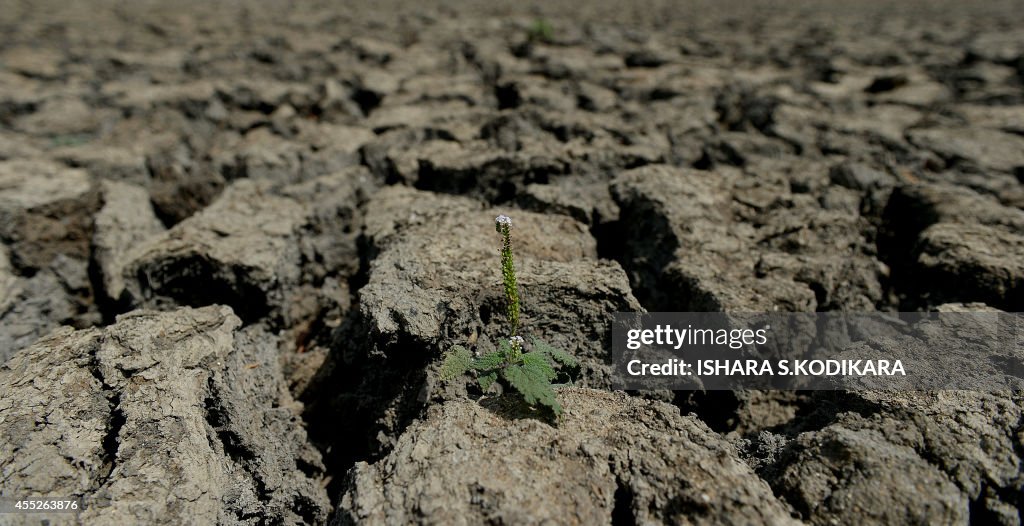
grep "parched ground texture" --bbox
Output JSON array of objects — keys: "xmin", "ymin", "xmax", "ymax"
[{"xmin": 1, "ymin": 0, "xmax": 1023, "ymax": 524}]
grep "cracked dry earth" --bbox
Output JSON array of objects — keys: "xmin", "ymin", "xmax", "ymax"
[{"xmin": 1, "ymin": 0, "xmax": 1023, "ymax": 524}]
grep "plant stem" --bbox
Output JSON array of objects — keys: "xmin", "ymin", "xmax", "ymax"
[{"xmin": 496, "ymin": 219, "xmax": 520, "ymax": 337}]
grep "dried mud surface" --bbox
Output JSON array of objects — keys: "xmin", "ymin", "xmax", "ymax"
[{"xmin": 1, "ymin": 0, "xmax": 1023, "ymax": 524}]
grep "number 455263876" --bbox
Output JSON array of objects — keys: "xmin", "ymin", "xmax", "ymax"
[{"xmin": 1, "ymin": 498, "xmax": 83, "ymax": 513}]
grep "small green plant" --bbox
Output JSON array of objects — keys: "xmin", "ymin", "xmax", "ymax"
[
  {"xmin": 526, "ymin": 18, "xmax": 554, "ymax": 44},
  {"xmin": 440, "ymin": 215, "xmax": 579, "ymax": 417}
]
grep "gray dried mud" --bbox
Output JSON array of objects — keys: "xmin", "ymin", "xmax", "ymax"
[{"xmin": 1, "ymin": 0, "xmax": 1023, "ymax": 524}]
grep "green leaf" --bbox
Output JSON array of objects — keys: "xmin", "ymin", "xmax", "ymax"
[
  {"xmin": 531, "ymin": 338, "xmax": 579, "ymax": 368},
  {"xmin": 472, "ymin": 349, "xmax": 507, "ymax": 372},
  {"xmin": 502, "ymin": 362, "xmax": 563, "ymax": 416},
  {"xmin": 439, "ymin": 345, "xmax": 472, "ymax": 382},
  {"xmin": 521, "ymin": 352, "xmax": 557, "ymax": 381},
  {"xmin": 478, "ymin": 372, "xmax": 498, "ymax": 392}
]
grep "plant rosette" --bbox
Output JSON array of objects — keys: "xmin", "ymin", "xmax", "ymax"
[{"xmin": 440, "ymin": 215, "xmax": 580, "ymax": 418}]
